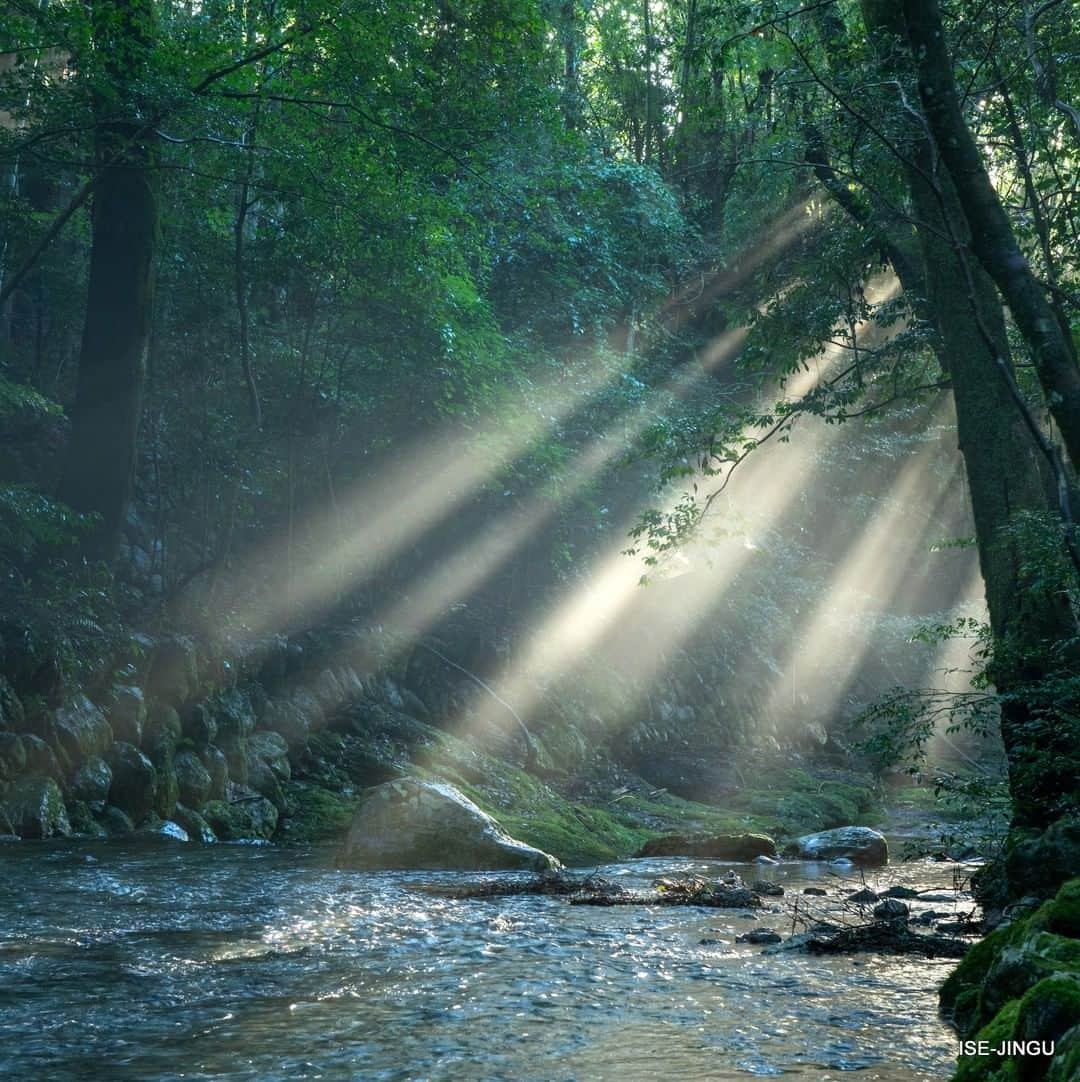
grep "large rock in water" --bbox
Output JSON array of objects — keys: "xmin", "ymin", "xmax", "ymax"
[
  {"xmin": 636, "ymin": 832, "xmax": 777, "ymax": 860},
  {"xmin": 4, "ymin": 776, "xmax": 71, "ymax": 838},
  {"xmin": 340, "ymin": 778, "xmax": 561, "ymax": 872},
  {"xmin": 785, "ymin": 826, "xmax": 888, "ymax": 866}
]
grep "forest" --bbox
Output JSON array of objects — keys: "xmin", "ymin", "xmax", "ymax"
[{"xmin": 1, "ymin": 0, "xmax": 1079, "ymax": 1078}]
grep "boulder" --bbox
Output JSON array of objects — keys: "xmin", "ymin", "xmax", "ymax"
[
  {"xmin": 4, "ymin": 776, "xmax": 71, "ymax": 838},
  {"xmin": 784, "ymin": 826, "xmax": 888, "ymax": 867},
  {"xmin": 71, "ymin": 757, "xmax": 112, "ymax": 805},
  {"xmin": 339, "ymin": 777, "xmax": 561, "ymax": 872},
  {"xmin": 636, "ymin": 832, "xmax": 777, "ymax": 861},
  {"xmin": 97, "ymin": 805, "xmax": 135, "ymax": 836},
  {"xmin": 175, "ymin": 750, "xmax": 212, "ymax": 809},
  {"xmin": 873, "ymin": 898, "xmax": 910, "ymax": 922},
  {"xmin": 107, "ymin": 742, "xmax": 157, "ymax": 823},
  {"xmin": 0, "ymin": 675, "xmax": 24, "ymax": 730},
  {"xmin": 200, "ymin": 745, "xmax": 228, "ymax": 800},
  {"xmin": 259, "ymin": 698, "xmax": 310, "ymax": 748},
  {"xmin": 51, "ymin": 694, "xmax": 113, "ymax": 763},
  {"xmin": 20, "ymin": 734, "xmax": 61, "ymax": 778},
  {"xmin": 148, "ymin": 634, "xmax": 199, "ymax": 705},
  {"xmin": 107, "ymin": 685, "xmax": 146, "ymax": 745},
  {"xmin": 0, "ymin": 732, "xmax": 27, "ymax": 778},
  {"xmin": 1006, "ymin": 818, "xmax": 1080, "ymax": 903},
  {"xmin": 68, "ymin": 800, "xmax": 107, "ymax": 838},
  {"xmin": 202, "ymin": 796, "xmax": 278, "ymax": 841},
  {"xmin": 173, "ymin": 803, "xmax": 217, "ymax": 843}
]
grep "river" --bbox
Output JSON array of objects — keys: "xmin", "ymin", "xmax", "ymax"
[{"xmin": 0, "ymin": 841, "xmax": 970, "ymax": 1080}]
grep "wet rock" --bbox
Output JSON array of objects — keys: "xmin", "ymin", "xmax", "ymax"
[
  {"xmin": 152, "ymin": 748, "xmax": 179, "ymax": 821},
  {"xmin": 107, "ymin": 685, "xmax": 146, "ymax": 746},
  {"xmin": 259, "ymin": 699, "xmax": 310, "ymax": 748},
  {"xmin": 219, "ymin": 734, "xmax": 248, "ymax": 786},
  {"xmin": 51, "ymin": 694, "xmax": 113, "ymax": 763},
  {"xmin": 175, "ymin": 750, "xmax": 212, "ymax": 809},
  {"xmin": 71, "ymin": 757, "xmax": 112, "ymax": 805},
  {"xmin": 107, "ymin": 742, "xmax": 157, "ymax": 823},
  {"xmin": 803, "ymin": 887, "xmax": 828, "ymax": 896},
  {"xmin": 736, "ymin": 929, "xmax": 783, "ymax": 944},
  {"xmin": 750, "ymin": 880, "xmax": 785, "ymax": 897},
  {"xmin": 20, "ymin": 734, "xmax": 61, "ymax": 778},
  {"xmin": 146, "ymin": 703, "xmax": 182, "ymax": 748},
  {"xmin": 0, "ymin": 732, "xmax": 27, "ymax": 778},
  {"xmin": 340, "ymin": 777, "xmax": 561, "ymax": 872},
  {"xmin": 136, "ymin": 818, "xmax": 189, "ymax": 842},
  {"xmin": 636, "ymin": 832, "xmax": 777, "ymax": 861},
  {"xmin": 184, "ymin": 702, "xmax": 218, "ymax": 748},
  {"xmin": 848, "ymin": 888, "xmax": 880, "ymax": 904},
  {"xmin": 0, "ymin": 675, "xmax": 24, "ymax": 730},
  {"xmin": 68, "ymin": 800, "xmax": 108, "ymax": 838},
  {"xmin": 245, "ymin": 732, "xmax": 292, "ymax": 811},
  {"xmin": 210, "ymin": 688, "xmax": 256, "ymax": 740},
  {"xmin": 97, "ymin": 804, "xmax": 135, "ymax": 836},
  {"xmin": 290, "ymin": 688, "xmax": 324, "ymax": 733},
  {"xmin": 883, "ymin": 885, "xmax": 920, "ymax": 900},
  {"xmin": 200, "ymin": 745, "xmax": 228, "ymax": 801},
  {"xmin": 1006, "ymin": 818, "xmax": 1080, "ymax": 903},
  {"xmin": 202, "ymin": 796, "xmax": 278, "ymax": 841},
  {"xmin": 148, "ymin": 634, "xmax": 199, "ymax": 705},
  {"xmin": 173, "ymin": 804, "xmax": 217, "ymax": 843},
  {"xmin": 4, "ymin": 776, "xmax": 71, "ymax": 838},
  {"xmin": 785, "ymin": 826, "xmax": 888, "ymax": 867},
  {"xmin": 873, "ymin": 898, "xmax": 910, "ymax": 922}
]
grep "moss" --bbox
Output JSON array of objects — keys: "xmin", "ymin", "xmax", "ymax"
[
  {"xmin": 1015, "ymin": 974, "xmax": 1080, "ymax": 1047},
  {"xmin": 202, "ymin": 797, "xmax": 278, "ymax": 841},
  {"xmin": 1030, "ymin": 879, "xmax": 1080, "ymax": 939},
  {"xmin": 941, "ymin": 919, "xmax": 1029, "ymax": 1030},
  {"xmin": 275, "ymin": 783, "xmax": 359, "ymax": 844},
  {"xmin": 955, "ymin": 1000, "xmax": 1021, "ymax": 1082}
]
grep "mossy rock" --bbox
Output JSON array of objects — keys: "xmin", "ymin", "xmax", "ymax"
[
  {"xmin": 202, "ymin": 797, "xmax": 278, "ymax": 841},
  {"xmin": 172, "ymin": 803, "xmax": 217, "ymax": 843},
  {"xmin": 275, "ymin": 783, "xmax": 359, "ymax": 844},
  {"xmin": 68, "ymin": 799, "xmax": 107, "ymax": 838},
  {"xmin": 1014, "ymin": 975, "xmax": 1080, "ymax": 1079},
  {"xmin": 942, "ymin": 919, "xmax": 1029, "ymax": 1031},
  {"xmin": 3, "ymin": 775, "xmax": 70, "ymax": 838},
  {"xmin": 1030, "ymin": 879, "xmax": 1080, "ymax": 939},
  {"xmin": 636, "ymin": 832, "xmax": 777, "ymax": 860},
  {"xmin": 955, "ymin": 1000, "xmax": 1021, "ymax": 1082}
]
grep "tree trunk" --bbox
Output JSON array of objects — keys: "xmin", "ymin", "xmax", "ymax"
[
  {"xmin": 857, "ymin": 0, "xmax": 1080, "ymax": 832},
  {"xmin": 57, "ymin": 0, "xmax": 158, "ymax": 562},
  {"xmin": 900, "ymin": 0, "xmax": 1080, "ymax": 473}
]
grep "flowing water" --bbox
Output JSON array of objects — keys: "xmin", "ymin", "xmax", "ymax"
[{"xmin": 0, "ymin": 841, "xmax": 972, "ymax": 1080}]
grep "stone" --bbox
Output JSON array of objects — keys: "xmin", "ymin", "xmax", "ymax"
[
  {"xmin": 68, "ymin": 800, "xmax": 107, "ymax": 838},
  {"xmin": 784, "ymin": 826, "xmax": 889, "ymax": 867},
  {"xmin": 803, "ymin": 887, "xmax": 828, "ymax": 896},
  {"xmin": 1006, "ymin": 819, "xmax": 1080, "ymax": 903},
  {"xmin": 848, "ymin": 888, "xmax": 880, "ymax": 903},
  {"xmin": 210, "ymin": 688, "xmax": 256, "ymax": 740},
  {"xmin": 148, "ymin": 634, "xmax": 199, "ymax": 705},
  {"xmin": 0, "ymin": 732, "xmax": 27, "ymax": 778},
  {"xmin": 4, "ymin": 776, "xmax": 70, "ymax": 838},
  {"xmin": 202, "ymin": 797, "xmax": 278, "ymax": 841},
  {"xmin": 136, "ymin": 819, "xmax": 189, "ymax": 842},
  {"xmin": 152, "ymin": 747, "xmax": 179, "ymax": 821},
  {"xmin": 873, "ymin": 898, "xmax": 910, "ymax": 922},
  {"xmin": 0, "ymin": 675, "xmax": 24, "ymax": 730},
  {"xmin": 173, "ymin": 804, "xmax": 217, "ymax": 843},
  {"xmin": 71, "ymin": 757, "xmax": 112, "ymax": 805},
  {"xmin": 107, "ymin": 685, "xmax": 146, "ymax": 745},
  {"xmin": 184, "ymin": 702, "xmax": 218, "ymax": 748},
  {"xmin": 97, "ymin": 805, "xmax": 135, "ymax": 836},
  {"xmin": 883, "ymin": 885, "xmax": 920, "ymax": 899},
  {"xmin": 200, "ymin": 745, "xmax": 228, "ymax": 801},
  {"xmin": 259, "ymin": 699, "xmax": 310, "ymax": 748},
  {"xmin": 736, "ymin": 929, "xmax": 783, "ymax": 944},
  {"xmin": 750, "ymin": 880, "xmax": 785, "ymax": 896},
  {"xmin": 107, "ymin": 742, "xmax": 157, "ymax": 823},
  {"xmin": 20, "ymin": 734, "xmax": 61, "ymax": 778},
  {"xmin": 51, "ymin": 694, "xmax": 113, "ymax": 763},
  {"xmin": 175, "ymin": 750, "xmax": 212, "ymax": 810},
  {"xmin": 340, "ymin": 777, "xmax": 561, "ymax": 872},
  {"xmin": 636, "ymin": 832, "xmax": 778, "ymax": 861}
]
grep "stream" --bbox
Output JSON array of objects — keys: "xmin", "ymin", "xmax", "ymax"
[{"xmin": 0, "ymin": 842, "xmax": 971, "ymax": 1080}]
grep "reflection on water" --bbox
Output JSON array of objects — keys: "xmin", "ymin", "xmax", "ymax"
[{"xmin": 0, "ymin": 842, "xmax": 965, "ymax": 1080}]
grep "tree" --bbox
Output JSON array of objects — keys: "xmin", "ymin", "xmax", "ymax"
[{"xmin": 56, "ymin": 0, "xmax": 158, "ymax": 561}]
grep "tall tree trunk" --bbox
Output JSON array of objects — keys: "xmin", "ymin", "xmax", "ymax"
[
  {"xmin": 856, "ymin": 0, "xmax": 1080, "ymax": 833},
  {"xmin": 899, "ymin": 0, "xmax": 1080, "ymax": 473},
  {"xmin": 57, "ymin": 0, "xmax": 158, "ymax": 562}
]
